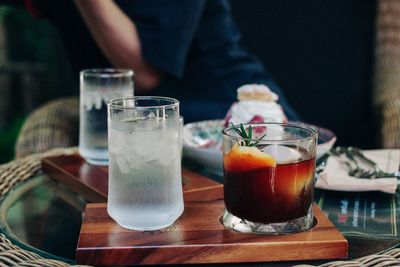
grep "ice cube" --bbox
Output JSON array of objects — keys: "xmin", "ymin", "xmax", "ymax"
[
  {"xmin": 116, "ymin": 155, "xmax": 130, "ymax": 174},
  {"xmin": 103, "ymin": 91, "xmax": 117, "ymax": 103},
  {"xmin": 84, "ymin": 92, "xmax": 94, "ymax": 111},
  {"xmin": 109, "ymin": 129, "xmax": 127, "ymax": 154},
  {"xmin": 261, "ymin": 145, "xmax": 302, "ymax": 164},
  {"xmin": 159, "ymin": 131, "xmax": 181, "ymax": 167},
  {"xmin": 94, "ymin": 94, "xmax": 103, "ymax": 110}
]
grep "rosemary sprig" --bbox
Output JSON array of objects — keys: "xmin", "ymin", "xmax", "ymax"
[{"xmin": 230, "ymin": 123, "xmax": 266, "ymax": 147}]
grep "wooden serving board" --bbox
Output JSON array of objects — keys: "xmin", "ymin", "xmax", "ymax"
[
  {"xmin": 42, "ymin": 154, "xmax": 223, "ymax": 203},
  {"xmin": 76, "ymin": 202, "xmax": 348, "ymax": 265}
]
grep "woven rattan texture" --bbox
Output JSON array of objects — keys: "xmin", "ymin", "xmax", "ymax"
[
  {"xmin": 0, "ymin": 148, "xmax": 77, "ymax": 197},
  {"xmin": 0, "ymin": 233, "xmax": 84, "ymax": 267},
  {"xmin": 295, "ymin": 248, "xmax": 400, "ymax": 266},
  {"xmin": 374, "ymin": 0, "xmax": 400, "ymax": 148},
  {"xmin": 0, "ymin": 148, "xmax": 89, "ymax": 266},
  {"xmin": 15, "ymin": 97, "xmax": 79, "ymax": 159}
]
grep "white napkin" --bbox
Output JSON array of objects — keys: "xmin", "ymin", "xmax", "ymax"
[{"xmin": 316, "ymin": 149, "xmax": 400, "ymax": 194}]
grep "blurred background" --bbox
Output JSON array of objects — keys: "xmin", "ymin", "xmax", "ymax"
[
  {"xmin": 0, "ymin": 0, "xmax": 383, "ymax": 163},
  {"xmin": 0, "ymin": 5, "xmax": 74, "ymax": 163}
]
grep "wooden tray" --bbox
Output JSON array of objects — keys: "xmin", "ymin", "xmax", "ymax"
[
  {"xmin": 76, "ymin": 202, "xmax": 348, "ymax": 265},
  {"xmin": 42, "ymin": 154, "xmax": 223, "ymax": 202}
]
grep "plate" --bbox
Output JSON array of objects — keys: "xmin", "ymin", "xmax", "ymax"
[{"xmin": 183, "ymin": 120, "xmax": 336, "ymax": 175}]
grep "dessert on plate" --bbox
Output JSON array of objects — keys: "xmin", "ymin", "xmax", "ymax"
[
  {"xmin": 182, "ymin": 82, "xmax": 336, "ymax": 174},
  {"xmin": 224, "ymin": 84, "xmax": 287, "ymax": 126},
  {"xmin": 224, "ymin": 84, "xmax": 301, "ymax": 168}
]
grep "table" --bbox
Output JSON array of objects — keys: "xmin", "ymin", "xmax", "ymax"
[{"xmin": 0, "ymin": 157, "xmax": 398, "ymax": 266}]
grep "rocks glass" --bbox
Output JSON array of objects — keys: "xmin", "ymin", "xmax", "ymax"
[
  {"xmin": 79, "ymin": 68, "xmax": 133, "ymax": 165},
  {"xmin": 222, "ymin": 123, "xmax": 317, "ymax": 234},
  {"xmin": 107, "ymin": 96, "xmax": 184, "ymax": 230}
]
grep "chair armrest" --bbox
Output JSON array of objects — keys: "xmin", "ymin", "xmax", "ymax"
[{"xmin": 15, "ymin": 97, "xmax": 79, "ymax": 159}]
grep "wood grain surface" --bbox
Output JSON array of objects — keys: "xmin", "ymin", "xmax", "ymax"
[
  {"xmin": 42, "ymin": 154, "xmax": 223, "ymax": 203},
  {"xmin": 76, "ymin": 202, "xmax": 348, "ymax": 265}
]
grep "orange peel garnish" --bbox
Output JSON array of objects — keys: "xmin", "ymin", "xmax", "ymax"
[{"xmin": 224, "ymin": 145, "xmax": 276, "ymax": 173}]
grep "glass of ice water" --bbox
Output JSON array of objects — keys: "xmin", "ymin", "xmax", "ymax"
[
  {"xmin": 107, "ymin": 96, "xmax": 184, "ymax": 230},
  {"xmin": 79, "ymin": 69, "xmax": 134, "ymax": 165}
]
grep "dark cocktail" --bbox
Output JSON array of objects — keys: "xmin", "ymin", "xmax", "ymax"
[{"xmin": 222, "ymin": 123, "xmax": 317, "ymax": 234}]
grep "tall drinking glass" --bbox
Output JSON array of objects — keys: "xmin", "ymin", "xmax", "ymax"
[
  {"xmin": 79, "ymin": 69, "xmax": 133, "ymax": 165},
  {"xmin": 222, "ymin": 123, "xmax": 317, "ymax": 234},
  {"xmin": 107, "ymin": 96, "xmax": 184, "ymax": 230}
]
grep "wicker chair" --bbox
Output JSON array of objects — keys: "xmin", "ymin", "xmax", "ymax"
[
  {"xmin": 373, "ymin": 0, "xmax": 400, "ymax": 148},
  {"xmin": 15, "ymin": 97, "xmax": 79, "ymax": 159},
  {"xmin": 0, "ymin": 147, "xmax": 87, "ymax": 267}
]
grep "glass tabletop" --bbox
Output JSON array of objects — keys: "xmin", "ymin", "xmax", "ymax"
[
  {"xmin": 0, "ymin": 175, "xmax": 85, "ymax": 260},
  {"xmin": 0, "ymin": 172, "xmax": 399, "ymax": 265}
]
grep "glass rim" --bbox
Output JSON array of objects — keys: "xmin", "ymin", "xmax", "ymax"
[
  {"xmin": 80, "ymin": 68, "xmax": 134, "ymax": 78},
  {"xmin": 107, "ymin": 96, "xmax": 179, "ymax": 110},
  {"xmin": 222, "ymin": 122, "xmax": 318, "ymax": 144}
]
